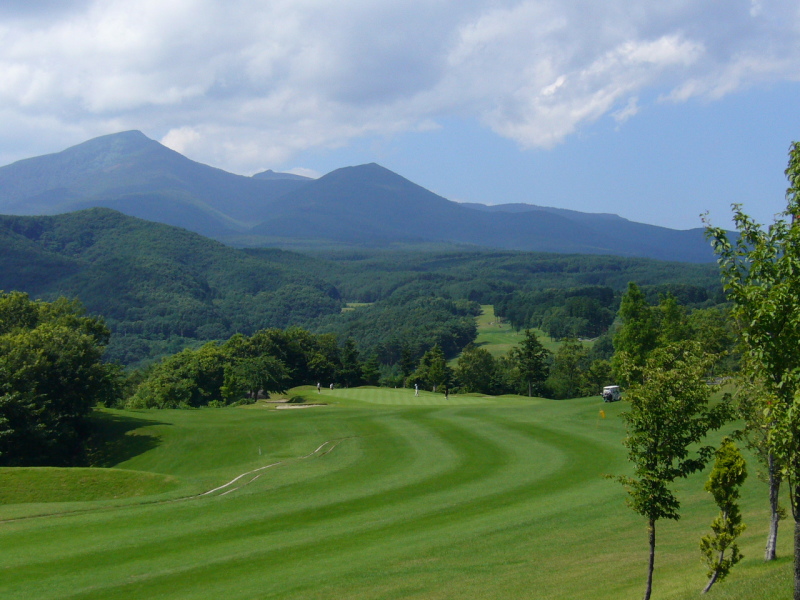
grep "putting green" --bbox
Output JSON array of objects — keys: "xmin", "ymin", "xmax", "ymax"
[
  {"xmin": 316, "ymin": 386, "xmax": 497, "ymax": 405},
  {"xmin": 0, "ymin": 389, "xmax": 791, "ymax": 600}
]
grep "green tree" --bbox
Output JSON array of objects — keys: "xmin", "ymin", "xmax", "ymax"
[
  {"xmin": 455, "ymin": 343, "xmax": 497, "ymax": 394},
  {"xmin": 700, "ymin": 438, "xmax": 747, "ymax": 594},
  {"xmin": 582, "ymin": 359, "xmax": 614, "ymax": 398},
  {"xmin": 339, "ymin": 338, "xmax": 363, "ymax": 388},
  {"xmin": 0, "ymin": 292, "xmax": 118, "ymax": 466},
  {"xmin": 705, "ymin": 142, "xmax": 800, "ymax": 582},
  {"xmin": 399, "ymin": 345, "xmax": 416, "ymax": 380},
  {"xmin": 415, "ymin": 344, "xmax": 449, "ymax": 392},
  {"xmin": 613, "ymin": 342, "xmax": 730, "ymax": 600},
  {"xmin": 509, "ymin": 329, "xmax": 550, "ymax": 397},
  {"xmin": 361, "ymin": 353, "xmax": 381, "ymax": 386},
  {"xmin": 129, "ymin": 342, "xmax": 228, "ymax": 408},
  {"xmin": 547, "ymin": 338, "xmax": 589, "ymax": 399},
  {"xmin": 221, "ymin": 355, "xmax": 289, "ymax": 403},
  {"xmin": 612, "ymin": 283, "xmax": 659, "ymax": 386},
  {"xmin": 657, "ymin": 293, "xmax": 690, "ymax": 346},
  {"xmin": 735, "ymin": 379, "xmax": 785, "ymax": 561}
]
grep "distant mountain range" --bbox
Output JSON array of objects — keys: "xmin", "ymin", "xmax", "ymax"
[{"xmin": 0, "ymin": 131, "xmax": 719, "ymax": 262}]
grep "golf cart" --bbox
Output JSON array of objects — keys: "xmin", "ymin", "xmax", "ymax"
[{"xmin": 602, "ymin": 385, "xmax": 621, "ymax": 402}]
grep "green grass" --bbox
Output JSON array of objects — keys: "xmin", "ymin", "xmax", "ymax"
[
  {"xmin": 341, "ymin": 302, "xmax": 373, "ymax": 313},
  {"xmin": 0, "ymin": 389, "xmax": 791, "ymax": 599},
  {"xmin": 470, "ymin": 304, "xmax": 524, "ymax": 356},
  {"xmin": 0, "ymin": 468, "xmax": 180, "ymax": 504},
  {"xmin": 468, "ymin": 305, "xmax": 591, "ymax": 359}
]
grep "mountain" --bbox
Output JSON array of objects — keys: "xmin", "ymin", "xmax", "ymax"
[
  {"xmin": 0, "ymin": 131, "xmax": 311, "ymax": 238},
  {"xmin": 252, "ymin": 163, "xmax": 716, "ymax": 262},
  {"xmin": 0, "ymin": 131, "xmax": 719, "ymax": 262},
  {"xmin": 252, "ymin": 169, "xmax": 314, "ymax": 181}
]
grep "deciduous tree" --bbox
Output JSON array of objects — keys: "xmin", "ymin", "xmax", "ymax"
[
  {"xmin": 547, "ymin": 337, "xmax": 589, "ymax": 399},
  {"xmin": 414, "ymin": 344, "xmax": 449, "ymax": 392},
  {"xmin": 455, "ymin": 343, "xmax": 497, "ymax": 394},
  {"xmin": 612, "ymin": 283, "xmax": 659, "ymax": 386},
  {"xmin": 0, "ymin": 292, "xmax": 118, "ymax": 465},
  {"xmin": 705, "ymin": 142, "xmax": 800, "ymax": 586},
  {"xmin": 700, "ymin": 437, "xmax": 747, "ymax": 594},
  {"xmin": 613, "ymin": 341, "xmax": 729, "ymax": 600}
]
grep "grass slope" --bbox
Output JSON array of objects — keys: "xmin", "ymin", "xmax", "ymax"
[
  {"xmin": 0, "ymin": 468, "xmax": 179, "ymax": 504},
  {"xmin": 449, "ymin": 305, "xmax": 588, "ymax": 368},
  {"xmin": 0, "ymin": 389, "xmax": 791, "ymax": 599}
]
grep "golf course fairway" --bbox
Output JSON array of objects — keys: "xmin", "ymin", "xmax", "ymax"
[{"xmin": 0, "ymin": 387, "xmax": 793, "ymax": 599}]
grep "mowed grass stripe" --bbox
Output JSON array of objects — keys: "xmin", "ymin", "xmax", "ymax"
[
  {"xmin": 0, "ymin": 393, "xmax": 792, "ymax": 599},
  {"xmin": 0, "ymin": 408, "xmax": 483, "ymax": 594},
  {"xmin": 11, "ymin": 406, "xmax": 616, "ymax": 600},
  {"xmin": 0, "ymin": 404, "xmax": 592, "ymax": 600}
]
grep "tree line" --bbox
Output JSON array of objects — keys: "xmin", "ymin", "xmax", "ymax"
[{"xmin": 0, "ymin": 207, "xmax": 725, "ymax": 368}]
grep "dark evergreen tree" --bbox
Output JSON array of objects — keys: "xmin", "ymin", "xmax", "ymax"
[{"xmin": 509, "ymin": 329, "xmax": 550, "ymax": 397}]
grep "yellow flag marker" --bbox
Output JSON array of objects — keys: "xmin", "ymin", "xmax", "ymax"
[{"xmin": 599, "ymin": 409, "xmax": 606, "ymax": 419}]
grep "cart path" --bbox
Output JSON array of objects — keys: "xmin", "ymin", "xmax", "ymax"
[
  {"xmin": 199, "ymin": 440, "xmax": 339, "ymax": 497},
  {"xmin": 0, "ymin": 439, "xmax": 346, "ymax": 523}
]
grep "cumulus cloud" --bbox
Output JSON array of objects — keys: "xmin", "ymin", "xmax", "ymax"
[{"xmin": 1, "ymin": 0, "xmax": 799, "ymax": 172}]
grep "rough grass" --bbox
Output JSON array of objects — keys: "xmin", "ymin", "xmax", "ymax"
[
  {"xmin": 0, "ymin": 390, "xmax": 791, "ymax": 599},
  {"xmin": 0, "ymin": 468, "xmax": 180, "ymax": 504}
]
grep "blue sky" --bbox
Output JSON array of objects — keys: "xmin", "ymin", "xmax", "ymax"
[{"xmin": 1, "ymin": 1, "xmax": 798, "ymax": 230}]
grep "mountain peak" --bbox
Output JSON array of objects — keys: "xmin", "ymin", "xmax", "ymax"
[{"xmin": 252, "ymin": 169, "xmax": 313, "ymax": 182}]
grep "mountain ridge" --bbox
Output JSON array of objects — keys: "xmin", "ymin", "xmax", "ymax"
[{"xmin": 0, "ymin": 131, "xmax": 719, "ymax": 262}]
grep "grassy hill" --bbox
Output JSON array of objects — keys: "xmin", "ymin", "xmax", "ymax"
[{"xmin": 0, "ymin": 389, "xmax": 790, "ymax": 599}]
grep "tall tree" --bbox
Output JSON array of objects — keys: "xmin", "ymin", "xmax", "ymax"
[
  {"xmin": 455, "ymin": 343, "xmax": 497, "ymax": 394},
  {"xmin": 361, "ymin": 353, "xmax": 381, "ymax": 386},
  {"xmin": 700, "ymin": 438, "xmax": 747, "ymax": 594},
  {"xmin": 339, "ymin": 338, "xmax": 363, "ymax": 388},
  {"xmin": 547, "ymin": 337, "xmax": 589, "ymax": 399},
  {"xmin": 705, "ymin": 142, "xmax": 800, "ymax": 584},
  {"xmin": 414, "ymin": 344, "xmax": 449, "ymax": 392},
  {"xmin": 510, "ymin": 329, "xmax": 550, "ymax": 397},
  {"xmin": 735, "ymin": 379, "xmax": 784, "ymax": 561},
  {"xmin": 612, "ymin": 283, "xmax": 660, "ymax": 386},
  {"xmin": 657, "ymin": 293, "xmax": 690, "ymax": 346},
  {"xmin": 0, "ymin": 292, "xmax": 118, "ymax": 465},
  {"xmin": 613, "ymin": 342, "xmax": 730, "ymax": 600}
]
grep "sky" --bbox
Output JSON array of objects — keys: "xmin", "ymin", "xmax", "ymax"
[{"xmin": 1, "ymin": 1, "xmax": 799, "ymax": 230}]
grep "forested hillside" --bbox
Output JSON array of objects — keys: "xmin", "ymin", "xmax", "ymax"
[
  {"xmin": 0, "ymin": 209, "xmax": 341, "ymax": 364},
  {"xmin": 0, "ymin": 209, "xmax": 724, "ymax": 367}
]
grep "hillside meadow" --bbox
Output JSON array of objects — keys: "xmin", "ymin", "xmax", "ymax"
[{"xmin": 0, "ymin": 388, "xmax": 791, "ymax": 600}]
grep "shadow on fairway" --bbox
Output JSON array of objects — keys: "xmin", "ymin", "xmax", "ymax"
[{"xmin": 85, "ymin": 411, "xmax": 168, "ymax": 467}]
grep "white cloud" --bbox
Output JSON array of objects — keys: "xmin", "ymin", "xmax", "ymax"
[
  {"xmin": 613, "ymin": 97, "xmax": 639, "ymax": 124},
  {"xmin": 161, "ymin": 126, "xmax": 202, "ymax": 155},
  {"xmin": 0, "ymin": 0, "xmax": 799, "ymax": 172},
  {"xmin": 286, "ymin": 167, "xmax": 320, "ymax": 179}
]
